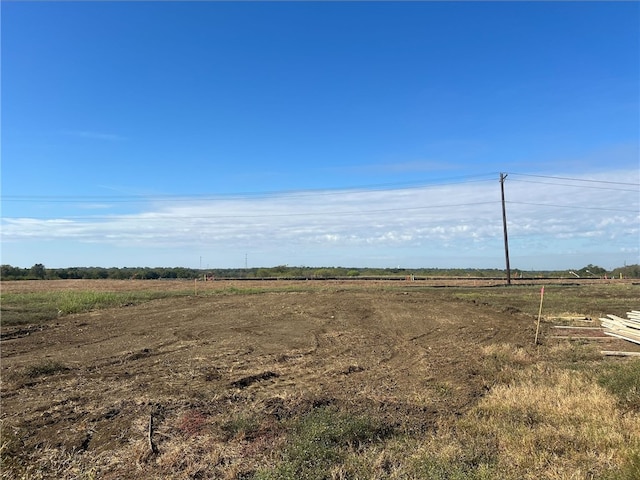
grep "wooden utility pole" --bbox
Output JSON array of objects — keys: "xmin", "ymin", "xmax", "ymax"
[{"xmin": 500, "ymin": 173, "xmax": 511, "ymax": 285}]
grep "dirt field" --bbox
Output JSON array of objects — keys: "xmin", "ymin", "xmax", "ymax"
[{"xmin": 1, "ymin": 279, "xmax": 638, "ymax": 478}]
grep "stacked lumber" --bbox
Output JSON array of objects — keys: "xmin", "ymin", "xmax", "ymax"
[{"xmin": 599, "ymin": 311, "xmax": 640, "ymax": 345}]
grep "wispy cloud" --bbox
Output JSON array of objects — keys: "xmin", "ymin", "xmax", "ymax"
[
  {"xmin": 2, "ymin": 169, "xmax": 638, "ymax": 270},
  {"xmin": 75, "ymin": 203, "xmax": 115, "ymax": 210}
]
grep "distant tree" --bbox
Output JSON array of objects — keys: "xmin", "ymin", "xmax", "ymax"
[
  {"xmin": 142, "ymin": 269, "xmax": 160, "ymax": 280},
  {"xmin": 314, "ymin": 268, "xmax": 335, "ymax": 279},
  {"xmin": 611, "ymin": 264, "xmax": 640, "ymax": 279},
  {"xmin": 163, "ymin": 269, "xmax": 177, "ymax": 279},
  {"xmin": 106, "ymin": 268, "xmax": 127, "ymax": 280},
  {"xmin": 1, "ymin": 264, "xmax": 26, "ymax": 280},
  {"xmin": 30, "ymin": 263, "xmax": 46, "ymax": 279},
  {"xmin": 578, "ymin": 264, "xmax": 607, "ymax": 277},
  {"xmin": 67, "ymin": 268, "xmax": 82, "ymax": 279}
]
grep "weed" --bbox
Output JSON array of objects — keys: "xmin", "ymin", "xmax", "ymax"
[
  {"xmin": 177, "ymin": 410, "xmax": 208, "ymax": 438},
  {"xmin": 24, "ymin": 361, "xmax": 68, "ymax": 378},
  {"xmin": 256, "ymin": 407, "xmax": 390, "ymax": 480},
  {"xmin": 222, "ymin": 413, "xmax": 261, "ymax": 441}
]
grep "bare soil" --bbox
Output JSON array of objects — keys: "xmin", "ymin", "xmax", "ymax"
[{"xmin": 1, "ymin": 279, "xmax": 634, "ymax": 477}]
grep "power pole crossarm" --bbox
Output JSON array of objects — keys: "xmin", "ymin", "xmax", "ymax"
[{"xmin": 500, "ymin": 173, "xmax": 512, "ymax": 285}]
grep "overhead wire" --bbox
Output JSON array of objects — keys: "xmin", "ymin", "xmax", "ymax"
[
  {"xmin": 2, "ymin": 172, "xmax": 637, "ymax": 221},
  {"xmin": 0, "ymin": 173, "xmax": 499, "ymax": 204},
  {"xmin": 506, "ymin": 201, "xmax": 638, "ymax": 213},
  {"xmin": 509, "ymin": 172, "xmax": 639, "ymax": 186},
  {"xmin": 3, "ymin": 201, "xmax": 502, "ymax": 221},
  {"xmin": 508, "ymin": 179, "xmax": 639, "ymax": 192}
]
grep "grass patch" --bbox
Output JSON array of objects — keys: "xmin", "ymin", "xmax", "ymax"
[
  {"xmin": 598, "ymin": 359, "xmax": 640, "ymax": 410},
  {"xmin": 55, "ymin": 291, "xmax": 172, "ymax": 314},
  {"xmin": 411, "ymin": 456, "xmax": 495, "ymax": 480},
  {"xmin": 0, "ymin": 290, "xmax": 182, "ymax": 325},
  {"xmin": 608, "ymin": 451, "xmax": 640, "ymax": 480},
  {"xmin": 1, "ymin": 292, "xmax": 64, "ymax": 325},
  {"xmin": 220, "ymin": 286, "xmax": 276, "ymax": 295},
  {"xmin": 221, "ymin": 413, "xmax": 262, "ymax": 441},
  {"xmin": 449, "ymin": 283, "xmax": 638, "ymax": 319},
  {"xmin": 217, "ymin": 284, "xmax": 317, "ymax": 296},
  {"xmin": 459, "ymin": 366, "xmax": 640, "ymax": 479},
  {"xmin": 24, "ymin": 360, "xmax": 69, "ymax": 378},
  {"xmin": 256, "ymin": 406, "xmax": 391, "ymax": 480},
  {"xmin": 480, "ymin": 343, "xmax": 534, "ymax": 386},
  {"xmin": 393, "ymin": 345, "xmax": 640, "ymax": 480}
]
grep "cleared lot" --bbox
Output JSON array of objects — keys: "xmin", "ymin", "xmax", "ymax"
[{"xmin": 1, "ymin": 280, "xmax": 639, "ymax": 479}]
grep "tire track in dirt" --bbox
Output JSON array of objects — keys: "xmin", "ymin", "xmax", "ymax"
[{"xmin": 1, "ymin": 287, "xmax": 535, "ymax": 455}]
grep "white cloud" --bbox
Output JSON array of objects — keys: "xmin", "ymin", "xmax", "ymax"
[{"xmin": 1, "ymin": 169, "xmax": 638, "ymax": 269}]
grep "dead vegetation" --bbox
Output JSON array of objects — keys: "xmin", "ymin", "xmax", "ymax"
[{"xmin": 1, "ymin": 280, "xmax": 639, "ymax": 479}]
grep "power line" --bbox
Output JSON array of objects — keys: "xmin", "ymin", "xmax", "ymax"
[
  {"xmin": 507, "ymin": 201, "xmax": 638, "ymax": 213},
  {"xmin": 0, "ymin": 174, "xmax": 498, "ymax": 203},
  {"xmin": 509, "ymin": 172, "xmax": 640, "ymax": 187},
  {"xmin": 509, "ymin": 179, "xmax": 639, "ymax": 192},
  {"xmin": 2, "ymin": 201, "xmax": 501, "ymax": 221}
]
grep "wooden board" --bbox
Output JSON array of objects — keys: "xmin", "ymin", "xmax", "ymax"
[
  {"xmin": 601, "ymin": 351, "xmax": 640, "ymax": 357},
  {"xmin": 603, "ymin": 331, "xmax": 640, "ymax": 345}
]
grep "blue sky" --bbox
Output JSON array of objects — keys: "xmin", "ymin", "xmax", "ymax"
[{"xmin": 2, "ymin": 1, "xmax": 638, "ymax": 270}]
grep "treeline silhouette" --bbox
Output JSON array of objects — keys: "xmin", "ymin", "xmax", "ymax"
[{"xmin": 2, "ymin": 263, "xmax": 638, "ymax": 281}]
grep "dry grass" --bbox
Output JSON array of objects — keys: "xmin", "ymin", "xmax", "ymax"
[
  {"xmin": 468, "ymin": 367, "xmax": 639, "ymax": 478},
  {"xmin": 396, "ymin": 356, "xmax": 640, "ymax": 480},
  {"xmin": 3, "ymin": 350, "xmax": 639, "ymax": 480}
]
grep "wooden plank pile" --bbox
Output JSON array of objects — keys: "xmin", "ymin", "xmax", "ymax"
[{"xmin": 599, "ymin": 311, "xmax": 640, "ymax": 345}]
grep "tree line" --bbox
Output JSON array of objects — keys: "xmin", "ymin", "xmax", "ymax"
[{"xmin": 2, "ymin": 263, "xmax": 638, "ymax": 281}]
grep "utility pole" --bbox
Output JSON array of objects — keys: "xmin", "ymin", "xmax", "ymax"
[{"xmin": 500, "ymin": 173, "xmax": 511, "ymax": 285}]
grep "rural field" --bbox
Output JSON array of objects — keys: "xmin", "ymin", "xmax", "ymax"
[{"xmin": 1, "ymin": 279, "xmax": 639, "ymax": 479}]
